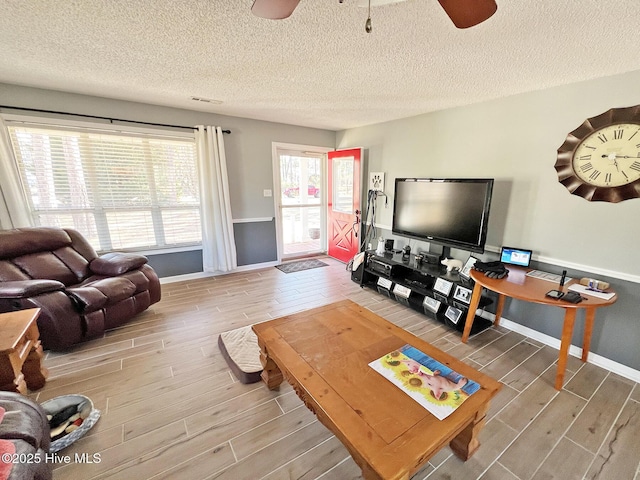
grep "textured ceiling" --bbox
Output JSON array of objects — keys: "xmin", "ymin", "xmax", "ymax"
[{"xmin": 1, "ymin": 1, "xmax": 640, "ymax": 131}]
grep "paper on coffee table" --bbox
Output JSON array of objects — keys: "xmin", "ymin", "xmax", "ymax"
[{"xmin": 369, "ymin": 344, "xmax": 481, "ymax": 420}]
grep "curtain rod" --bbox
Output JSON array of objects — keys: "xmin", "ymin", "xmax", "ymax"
[{"xmin": 0, "ymin": 105, "xmax": 231, "ymax": 134}]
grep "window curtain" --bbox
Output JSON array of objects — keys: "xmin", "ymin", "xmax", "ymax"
[
  {"xmin": 0, "ymin": 117, "xmax": 32, "ymax": 229},
  {"xmin": 196, "ymin": 126, "xmax": 237, "ymax": 273}
]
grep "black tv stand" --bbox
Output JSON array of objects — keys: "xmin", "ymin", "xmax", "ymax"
[{"xmin": 353, "ymin": 250, "xmax": 493, "ymax": 336}]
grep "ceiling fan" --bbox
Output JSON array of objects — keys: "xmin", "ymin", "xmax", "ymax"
[{"xmin": 251, "ymin": 0, "xmax": 498, "ymax": 29}]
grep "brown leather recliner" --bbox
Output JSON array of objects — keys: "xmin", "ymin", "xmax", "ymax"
[{"xmin": 0, "ymin": 227, "xmax": 161, "ymax": 350}]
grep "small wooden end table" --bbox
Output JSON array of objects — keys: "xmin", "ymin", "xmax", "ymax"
[
  {"xmin": 0, "ymin": 308, "xmax": 48, "ymax": 394},
  {"xmin": 253, "ymin": 299, "xmax": 501, "ymax": 480},
  {"xmin": 462, "ymin": 267, "xmax": 617, "ymax": 390}
]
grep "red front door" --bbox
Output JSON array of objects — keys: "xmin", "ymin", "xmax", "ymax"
[{"xmin": 327, "ymin": 148, "xmax": 362, "ymax": 263}]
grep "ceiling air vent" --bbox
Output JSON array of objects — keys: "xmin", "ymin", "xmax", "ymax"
[{"xmin": 190, "ymin": 97, "xmax": 222, "ymax": 104}]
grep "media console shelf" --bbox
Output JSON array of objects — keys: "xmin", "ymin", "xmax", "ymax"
[{"xmin": 353, "ymin": 251, "xmax": 494, "ymax": 336}]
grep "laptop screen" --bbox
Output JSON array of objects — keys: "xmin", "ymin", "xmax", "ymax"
[{"xmin": 500, "ymin": 246, "xmax": 532, "ymax": 267}]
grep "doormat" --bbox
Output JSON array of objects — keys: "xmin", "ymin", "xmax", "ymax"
[{"xmin": 276, "ymin": 259, "xmax": 329, "ymax": 274}]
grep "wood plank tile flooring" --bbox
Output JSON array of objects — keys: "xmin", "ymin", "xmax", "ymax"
[{"xmin": 32, "ymin": 257, "xmax": 640, "ymax": 480}]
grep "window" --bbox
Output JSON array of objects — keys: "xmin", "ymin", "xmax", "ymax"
[{"xmin": 5, "ymin": 119, "xmax": 200, "ymax": 252}]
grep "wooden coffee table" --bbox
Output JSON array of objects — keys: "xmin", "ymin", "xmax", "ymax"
[
  {"xmin": 0, "ymin": 308, "xmax": 48, "ymax": 394},
  {"xmin": 253, "ymin": 300, "xmax": 501, "ymax": 480}
]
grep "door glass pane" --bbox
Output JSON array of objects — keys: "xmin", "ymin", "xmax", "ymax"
[
  {"xmin": 280, "ymin": 155, "xmax": 321, "ymax": 206},
  {"xmin": 333, "ymin": 157, "xmax": 354, "ymax": 213},
  {"xmin": 282, "ymin": 206, "xmax": 321, "ymax": 256},
  {"xmin": 279, "ymin": 151, "xmax": 323, "ymax": 257}
]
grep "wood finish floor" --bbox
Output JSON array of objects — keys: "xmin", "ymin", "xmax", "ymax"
[{"xmin": 32, "ymin": 257, "xmax": 640, "ymax": 480}]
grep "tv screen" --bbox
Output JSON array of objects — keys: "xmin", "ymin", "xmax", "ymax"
[{"xmin": 392, "ymin": 178, "xmax": 494, "ymax": 254}]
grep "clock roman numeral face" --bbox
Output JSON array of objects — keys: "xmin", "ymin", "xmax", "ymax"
[{"xmin": 572, "ymin": 123, "xmax": 640, "ymax": 187}]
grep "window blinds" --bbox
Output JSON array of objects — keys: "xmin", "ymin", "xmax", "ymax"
[{"xmin": 6, "ymin": 122, "xmax": 201, "ymax": 252}]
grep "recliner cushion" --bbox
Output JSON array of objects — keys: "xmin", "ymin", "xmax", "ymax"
[
  {"xmin": 0, "ymin": 261, "xmax": 30, "ymax": 282},
  {"xmin": 0, "ymin": 227, "xmax": 71, "ymax": 260},
  {"xmin": 52, "ymin": 246, "xmax": 91, "ymax": 283},
  {"xmin": 81, "ymin": 277, "xmax": 137, "ymax": 304},
  {"xmin": 12, "ymin": 252, "xmax": 78, "ymax": 286},
  {"xmin": 119, "ymin": 270, "xmax": 150, "ymax": 293}
]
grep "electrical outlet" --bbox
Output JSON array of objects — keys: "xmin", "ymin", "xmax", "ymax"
[{"xmin": 369, "ymin": 172, "xmax": 385, "ymax": 192}]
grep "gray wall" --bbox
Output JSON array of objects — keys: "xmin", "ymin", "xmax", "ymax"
[
  {"xmin": 337, "ymin": 70, "xmax": 640, "ymax": 371},
  {"xmin": 0, "ymin": 83, "xmax": 336, "ymax": 269},
  {"xmin": 337, "ymin": 70, "xmax": 640, "ymax": 277},
  {"xmin": 234, "ymin": 220, "xmax": 278, "ymax": 266},
  {"xmin": 146, "ymin": 250, "xmax": 203, "ymax": 278},
  {"xmin": 2, "ymin": 75, "xmax": 639, "ymax": 371}
]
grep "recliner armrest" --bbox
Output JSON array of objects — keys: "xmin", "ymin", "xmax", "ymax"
[
  {"xmin": 65, "ymin": 286, "xmax": 108, "ymax": 312},
  {"xmin": 89, "ymin": 252, "xmax": 148, "ymax": 276},
  {"xmin": 0, "ymin": 280, "xmax": 65, "ymax": 299}
]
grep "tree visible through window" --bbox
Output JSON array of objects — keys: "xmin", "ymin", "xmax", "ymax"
[{"xmin": 7, "ymin": 122, "xmax": 201, "ymax": 252}]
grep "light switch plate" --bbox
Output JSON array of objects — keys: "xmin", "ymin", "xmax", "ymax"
[{"xmin": 263, "ymin": 189, "xmax": 272, "ymax": 197}]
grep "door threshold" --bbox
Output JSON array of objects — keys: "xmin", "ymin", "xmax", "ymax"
[{"xmin": 282, "ymin": 252, "xmax": 327, "ymax": 262}]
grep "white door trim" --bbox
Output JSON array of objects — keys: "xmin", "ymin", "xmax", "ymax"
[{"xmin": 271, "ymin": 142, "xmax": 333, "ymax": 263}]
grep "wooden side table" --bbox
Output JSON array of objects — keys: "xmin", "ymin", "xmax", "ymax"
[
  {"xmin": 0, "ymin": 308, "xmax": 48, "ymax": 394},
  {"xmin": 462, "ymin": 268, "xmax": 617, "ymax": 390}
]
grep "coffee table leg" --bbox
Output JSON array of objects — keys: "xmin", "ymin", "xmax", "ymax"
[
  {"xmin": 450, "ymin": 403, "xmax": 489, "ymax": 460},
  {"xmin": 257, "ymin": 339, "xmax": 283, "ymax": 390}
]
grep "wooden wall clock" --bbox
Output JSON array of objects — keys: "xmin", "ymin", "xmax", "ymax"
[{"xmin": 555, "ymin": 105, "xmax": 640, "ymax": 202}]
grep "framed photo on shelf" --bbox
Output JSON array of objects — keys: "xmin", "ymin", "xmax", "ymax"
[
  {"xmin": 459, "ymin": 256, "xmax": 478, "ymax": 279},
  {"xmin": 453, "ymin": 285, "xmax": 473, "ymax": 304},
  {"xmin": 422, "ymin": 296, "xmax": 441, "ymax": 313},
  {"xmin": 445, "ymin": 306, "xmax": 463, "ymax": 325},
  {"xmin": 433, "ymin": 277, "xmax": 453, "ymax": 296},
  {"xmin": 393, "ymin": 284, "xmax": 411, "ymax": 299}
]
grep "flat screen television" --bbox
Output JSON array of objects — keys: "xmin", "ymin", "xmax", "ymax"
[{"xmin": 392, "ymin": 178, "xmax": 494, "ymax": 254}]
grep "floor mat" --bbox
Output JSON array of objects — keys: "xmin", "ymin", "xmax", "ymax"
[{"xmin": 275, "ymin": 259, "xmax": 329, "ymax": 274}]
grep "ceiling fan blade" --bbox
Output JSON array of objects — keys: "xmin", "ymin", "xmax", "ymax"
[
  {"xmin": 251, "ymin": 0, "xmax": 302, "ymax": 20},
  {"xmin": 437, "ymin": 0, "xmax": 497, "ymax": 29}
]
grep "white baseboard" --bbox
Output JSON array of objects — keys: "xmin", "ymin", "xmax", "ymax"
[
  {"xmin": 160, "ymin": 271, "xmax": 212, "ymax": 284},
  {"xmin": 232, "ymin": 261, "xmax": 280, "ymax": 272},
  {"xmin": 160, "ymin": 260, "xmax": 279, "ymax": 284},
  {"xmin": 490, "ymin": 314, "xmax": 640, "ymax": 384}
]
